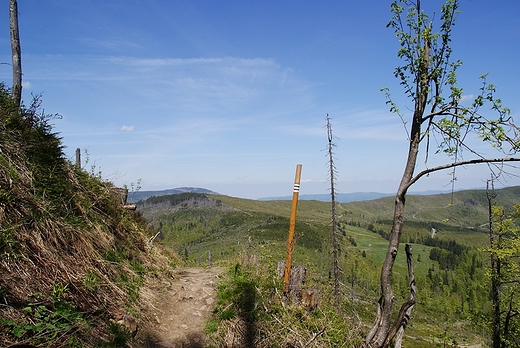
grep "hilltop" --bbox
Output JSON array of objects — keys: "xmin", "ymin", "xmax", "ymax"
[{"xmin": 129, "ymin": 187, "xmax": 219, "ymax": 203}]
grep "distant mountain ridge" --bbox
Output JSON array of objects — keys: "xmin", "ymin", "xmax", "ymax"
[
  {"xmin": 260, "ymin": 192, "xmax": 394, "ymax": 202},
  {"xmin": 129, "ymin": 187, "xmax": 219, "ymax": 202},
  {"xmin": 131, "ymin": 187, "xmax": 475, "ymax": 203},
  {"xmin": 259, "ymin": 190, "xmax": 456, "ymax": 203}
]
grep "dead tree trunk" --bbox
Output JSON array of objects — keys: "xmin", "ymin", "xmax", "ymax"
[
  {"xmin": 325, "ymin": 114, "xmax": 341, "ymax": 301},
  {"xmin": 9, "ymin": 0, "xmax": 22, "ymax": 108}
]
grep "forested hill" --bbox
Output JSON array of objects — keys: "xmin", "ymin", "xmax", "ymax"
[
  {"xmin": 139, "ymin": 185, "xmax": 520, "ymax": 233},
  {"xmin": 338, "ymin": 185, "xmax": 520, "ymax": 229},
  {"xmin": 129, "ymin": 187, "xmax": 219, "ymax": 202}
]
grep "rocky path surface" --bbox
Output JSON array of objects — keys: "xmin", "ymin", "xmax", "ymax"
[{"xmin": 138, "ymin": 267, "xmax": 224, "ymax": 348}]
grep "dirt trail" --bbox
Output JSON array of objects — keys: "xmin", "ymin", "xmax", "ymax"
[{"xmin": 138, "ymin": 267, "xmax": 224, "ymax": 348}]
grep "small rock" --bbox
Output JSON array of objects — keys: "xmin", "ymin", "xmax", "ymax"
[
  {"xmin": 110, "ymin": 310, "xmax": 138, "ymax": 337},
  {"xmin": 180, "ymin": 324, "xmax": 189, "ymax": 330}
]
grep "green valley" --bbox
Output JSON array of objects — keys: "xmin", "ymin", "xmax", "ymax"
[{"xmin": 137, "ymin": 187, "xmax": 520, "ymax": 347}]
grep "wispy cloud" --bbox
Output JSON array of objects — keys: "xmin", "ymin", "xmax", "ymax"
[
  {"xmin": 121, "ymin": 125, "xmax": 134, "ymax": 132},
  {"xmin": 460, "ymin": 94, "xmax": 474, "ymax": 102},
  {"xmin": 17, "ymin": 54, "xmax": 313, "ymax": 121}
]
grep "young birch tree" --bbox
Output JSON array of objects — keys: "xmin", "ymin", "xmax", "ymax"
[{"xmin": 364, "ymin": 1, "xmax": 520, "ymax": 347}]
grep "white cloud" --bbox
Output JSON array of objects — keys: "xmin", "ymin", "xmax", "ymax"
[
  {"xmin": 121, "ymin": 125, "xmax": 134, "ymax": 132},
  {"xmin": 460, "ymin": 94, "xmax": 474, "ymax": 102}
]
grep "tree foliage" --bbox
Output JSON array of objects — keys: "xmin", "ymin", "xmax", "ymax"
[{"xmin": 482, "ymin": 204, "xmax": 520, "ymax": 347}]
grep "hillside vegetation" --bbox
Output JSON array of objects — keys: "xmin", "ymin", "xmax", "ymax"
[
  {"xmin": 138, "ymin": 187, "xmax": 520, "ymax": 347},
  {"xmin": 0, "ymin": 86, "xmax": 179, "ymax": 347}
]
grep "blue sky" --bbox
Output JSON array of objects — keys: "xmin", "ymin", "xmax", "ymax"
[{"xmin": 1, "ymin": 1, "xmax": 519, "ymax": 199}]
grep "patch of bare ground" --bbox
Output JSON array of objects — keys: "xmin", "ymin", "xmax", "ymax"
[{"xmin": 136, "ymin": 267, "xmax": 224, "ymax": 348}]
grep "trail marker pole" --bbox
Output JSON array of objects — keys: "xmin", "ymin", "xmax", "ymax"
[{"xmin": 283, "ymin": 164, "xmax": 302, "ymax": 295}]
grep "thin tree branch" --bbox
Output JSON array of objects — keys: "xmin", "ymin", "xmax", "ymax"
[{"xmin": 406, "ymin": 157, "xmax": 520, "ymax": 192}]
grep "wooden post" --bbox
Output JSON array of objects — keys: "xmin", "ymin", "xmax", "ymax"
[
  {"xmin": 283, "ymin": 164, "xmax": 302, "ymax": 295},
  {"xmin": 75, "ymin": 148, "xmax": 81, "ymax": 168},
  {"xmin": 10, "ymin": 0, "xmax": 22, "ymax": 108}
]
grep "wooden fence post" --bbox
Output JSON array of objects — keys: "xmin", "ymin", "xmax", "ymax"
[{"xmin": 75, "ymin": 148, "xmax": 81, "ymax": 168}]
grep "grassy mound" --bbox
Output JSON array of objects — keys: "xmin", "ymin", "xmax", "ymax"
[{"xmin": 0, "ymin": 85, "xmax": 177, "ymax": 347}]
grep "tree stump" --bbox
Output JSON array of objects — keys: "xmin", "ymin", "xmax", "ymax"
[
  {"xmin": 276, "ymin": 261, "xmax": 308, "ymax": 304},
  {"xmin": 110, "ymin": 187, "xmax": 128, "ymax": 205}
]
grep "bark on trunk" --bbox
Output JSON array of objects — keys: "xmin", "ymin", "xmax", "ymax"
[
  {"xmin": 487, "ymin": 183, "xmax": 501, "ymax": 348},
  {"xmin": 387, "ymin": 244, "xmax": 416, "ymax": 348},
  {"xmin": 364, "ymin": 128, "xmax": 420, "ymax": 347},
  {"xmin": 326, "ymin": 115, "xmax": 341, "ymax": 301}
]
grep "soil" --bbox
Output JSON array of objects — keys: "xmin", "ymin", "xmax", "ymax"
[{"xmin": 136, "ymin": 267, "xmax": 224, "ymax": 348}]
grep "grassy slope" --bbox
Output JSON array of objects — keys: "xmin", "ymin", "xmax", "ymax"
[{"xmin": 0, "ymin": 89, "xmax": 178, "ymax": 347}]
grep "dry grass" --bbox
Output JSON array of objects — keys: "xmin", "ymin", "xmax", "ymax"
[
  {"xmin": 0, "ymin": 90, "xmax": 178, "ymax": 347},
  {"xmin": 207, "ymin": 249, "xmax": 366, "ymax": 348}
]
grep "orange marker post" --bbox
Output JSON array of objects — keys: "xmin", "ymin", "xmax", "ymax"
[{"xmin": 283, "ymin": 164, "xmax": 302, "ymax": 295}]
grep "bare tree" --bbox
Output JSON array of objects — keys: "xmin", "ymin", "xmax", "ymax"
[
  {"xmin": 325, "ymin": 114, "xmax": 341, "ymax": 301},
  {"xmin": 364, "ymin": 1, "xmax": 520, "ymax": 347},
  {"xmin": 9, "ymin": 0, "xmax": 22, "ymax": 107}
]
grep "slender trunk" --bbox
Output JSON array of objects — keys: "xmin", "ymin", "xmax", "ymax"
[
  {"xmin": 326, "ymin": 115, "xmax": 341, "ymax": 301},
  {"xmin": 9, "ymin": 0, "xmax": 22, "ymax": 108},
  {"xmin": 390, "ymin": 244, "xmax": 416, "ymax": 348},
  {"xmin": 365, "ymin": 115, "xmax": 421, "ymax": 347},
  {"xmin": 501, "ymin": 292, "xmax": 514, "ymax": 348},
  {"xmin": 366, "ymin": 9, "xmax": 428, "ymax": 342},
  {"xmin": 374, "ymin": 143, "xmax": 419, "ymax": 347},
  {"xmin": 487, "ymin": 181, "xmax": 501, "ymax": 348},
  {"xmin": 331, "ymin": 185, "xmax": 340, "ymax": 300}
]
